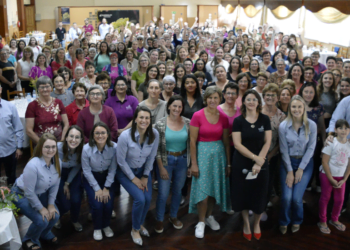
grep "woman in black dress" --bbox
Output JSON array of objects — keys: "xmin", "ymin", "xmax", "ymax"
[{"xmin": 231, "ymin": 89, "xmax": 272, "ymax": 241}]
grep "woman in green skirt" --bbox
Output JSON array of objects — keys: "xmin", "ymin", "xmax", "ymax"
[{"xmin": 188, "ymin": 86, "xmax": 231, "ymax": 239}]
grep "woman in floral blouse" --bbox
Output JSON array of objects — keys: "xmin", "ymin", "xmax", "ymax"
[
  {"xmin": 26, "ymin": 76, "xmax": 69, "ymax": 144},
  {"xmin": 29, "ymin": 53, "xmax": 53, "ymax": 89}
]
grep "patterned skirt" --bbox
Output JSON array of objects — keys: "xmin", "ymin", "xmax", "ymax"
[{"xmin": 189, "ymin": 140, "xmax": 231, "ymax": 214}]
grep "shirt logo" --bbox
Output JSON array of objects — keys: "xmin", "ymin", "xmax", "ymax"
[
  {"xmin": 258, "ymin": 126, "xmax": 264, "ymax": 132},
  {"xmin": 126, "ymin": 105, "xmax": 132, "ymax": 110}
]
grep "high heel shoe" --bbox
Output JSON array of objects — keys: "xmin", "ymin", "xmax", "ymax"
[
  {"xmin": 131, "ymin": 231, "xmax": 143, "ymax": 246},
  {"xmin": 253, "ymin": 232, "xmax": 261, "ymax": 240},
  {"xmin": 243, "ymin": 232, "xmax": 252, "ymax": 241},
  {"xmin": 140, "ymin": 226, "xmax": 150, "ymax": 237}
]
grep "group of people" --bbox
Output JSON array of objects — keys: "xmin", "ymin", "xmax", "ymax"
[{"xmin": 1, "ymin": 14, "xmax": 350, "ymax": 250}]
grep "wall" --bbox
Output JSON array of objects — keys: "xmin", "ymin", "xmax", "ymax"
[{"xmin": 6, "ymin": 0, "xmax": 19, "ymax": 38}]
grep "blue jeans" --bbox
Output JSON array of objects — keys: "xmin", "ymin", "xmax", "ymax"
[
  {"xmin": 156, "ymin": 154, "xmax": 187, "ymax": 221},
  {"xmin": 279, "ymin": 157, "xmax": 313, "ymax": 226},
  {"xmin": 12, "ymin": 185, "xmax": 59, "ymax": 247},
  {"xmin": 60, "ymin": 40, "xmax": 65, "ymax": 48},
  {"xmin": 55, "ymin": 168, "xmax": 82, "ymax": 223},
  {"xmin": 83, "ymin": 171, "xmax": 115, "ymax": 230},
  {"xmin": 116, "ymin": 166, "xmax": 152, "ymax": 230}
]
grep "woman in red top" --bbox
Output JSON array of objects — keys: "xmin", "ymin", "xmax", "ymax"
[
  {"xmin": 66, "ymin": 82, "xmax": 90, "ymax": 126},
  {"xmin": 71, "ymin": 39, "xmax": 87, "ymax": 79},
  {"xmin": 51, "ymin": 48, "xmax": 72, "ymax": 75},
  {"xmin": 25, "ymin": 76, "xmax": 69, "ymax": 144}
]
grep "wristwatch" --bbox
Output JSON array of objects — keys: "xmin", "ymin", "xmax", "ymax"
[{"xmin": 142, "ymin": 175, "xmax": 149, "ymax": 179}]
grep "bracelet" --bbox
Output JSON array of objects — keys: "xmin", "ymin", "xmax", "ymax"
[{"xmin": 64, "ymin": 182, "xmax": 70, "ymax": 186}]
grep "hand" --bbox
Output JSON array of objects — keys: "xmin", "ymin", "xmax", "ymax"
[
  {"xmin": 117, "ymin": 129, "xmax": 124, "ymax": 136},
  {"xmin": 252, "ymin": 164, "xmax": 261, "ymax": 175},
  {"xmin": 95, "ymin": 189, "xmax": 103, "ymax": 202},
  {"xmin": 132, "ymin": 177, "xmax": 144, "ymax": 190},
  {"xmin": 254, "ymin": 155, "xmax": 265, "ymax": 166},
  {"xmin": 190, "ymin": 164, "xmax": 199, "ymax": 178},
  {"xmin": 15, "ymin": 149, "xmax": 22, "ymax": 159},
  {"xmin": 102, "ymin": 187, "xmax": 111, "ymax": 203},
  {"xmin": 325, "ymin": 135, "xmax": 334, "ymax": 146},
  {"xmin": 47, "ymin": 204, "xmax": 58, "ymax": 220},
  {"xmin": 39, "ymin": 207, "xmax": 50, "ymax": 221},
  {"xmin": 328, "ymin": 177, "xmax": 339, "ymax": 188},
  {"xmin": 294, "ymin": 169, "xmax": 304, "ymax": 184},
  {"xmin": 226, "ymin": 167, "xmax": 231, "ymax": 177},
  {"xmin": 159, "ymin": 166, "xmax": 169, "ymax": 180},
  {"xmin": 63, "ymin": 183, "xmax": 70, "ymax": 200},
  {"xmin": 336, "ymin": 179, "xmax": 346, "ymax": 188},
  {"xmin": 286, "ymin": 171, "xmax": 294, "ymax": 188},
  {"xmin": 9, "ymin": 81, "xmax": 16, "ymax": 88},
  {"xmin": 140, "ymin": 176, "xmax": 148, "ymax": 192}
]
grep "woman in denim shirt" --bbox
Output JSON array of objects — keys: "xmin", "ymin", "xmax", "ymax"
[{"xmin": 278, "ymin": 95, "xmax": 317, "ymax": 234}]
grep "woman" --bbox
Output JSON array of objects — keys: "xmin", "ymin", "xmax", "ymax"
[
  {"xmin": 189, "ymin": 86, "xmax": 231, "ymax": 238},
  {"xmin": 278, "ymin": 87, "xmax": 292, "ymax": 115},
  {"xmin": 234, "ymin": 42, "xmax": 244, "ymax": 58},
  {"xmin": 29, "ymin": 53, "xmax": 53, "ymax": 88},
  {"xmin": 302, "ymin": 56, "xmax": 312, "ymax": 68},
  {"xmin": 79, "ymin": 61, "xmax": 96, "ymax": 89},
  {"xmin": 180, "ymin": 75, "xmax": 204, "ymax": 120},
  {"xmin": 192, "ymin": 59, "xmax": 212, "ymax": 88},
  {"xmin": 247, "ymin": 59, "xmax": 260, "ymax": 87},
  {"xmin": 165, "ymin": 59, "xmax": 174, "ymax": 76},
  {"xmin": 227, "ymin": 56, "xmax": 242, "ymax": 83},
  {"xmin": 116, "ymin": 106, "xmax": 159, "ymax": 246},
  {"xmin": 343, "ymin": 61, "xmax": 350, "ymax": 78},
  {"xmin": 87, "ymin": 48, "xmax": 97, "ymax": 62},
  {"xmin": 280, "ymin": 79, "xmax": 297, "ymax": 96},
  {"xmin": 206, "ymin": 47, "xmax": 229, "ymax": 82},
  {"xmin": 105, "ymin": 76, "xmax": 139, "ymax": 136},
  {"xmin": 55, "ymin": 126, "xmax": 84, "ymax": 232},
  {"xmin": 12, "ymin": 133, "xmax": 61, "ymax": 250},
  {"xmin": 253, "ymin": 41, "xmax": 263, "ymax": 61},
  {"xmin": 57, "ymin": 66, "xmax": 74, "ymax": 90},
  {"xmin": 231, "ymin": 89, "xmax": 272, "ymax": 241},
  {"xmin": 174, "ymin": 46, "xmax": 188, "ymax": 66},
  {"xmin": 208, "ymin": 65, "xmax": 230, "ymax": 93},
  {"xmin": 138, "ymin": 79, "xmax": 167, "ymax": 125},
  {"xmin": 26, "ymin": 76, "xmax": 69, "ymax": 144},
  {"xmin": 223, "ymin": 42, "xmax": 231, "ymax": 54},
  {"xmin": 235, "ymin": 73, "xmax": 252, "ymax": 108},
  {"xmin": 268, "ymin": 59, "xmax": 288, "ymax": 86},
  {"xmin": 73, "ymin": 66, "xmax": 84, "ymax": 84},
  {"xmin": 82, "ymin": 122, "xmax": 117, "ymax": 240},
  {"xmin": 188, "ymin": 45, "xmax": 199, "ymax": 62},
  {"xmin": 117, "ymin": 42, "xmax": 127, "ymax": 62},
  {"xmin": 287, "ymin": 36, "xmax": 304, "ymax": 59},
  {"xmin": 50, "ymin": 74, "xmax": 75, "ymax": 107},
  {"xmin": 261, "ymin": 84, "xmax": 286, "ymax": 219},
  {"xmin": 160, "ymin": 75, "xmax": 177, "ymax": 102},
  {"xmin": 42, "ymin": 46, "xmax": 53, "ymax": 66},
  {"xmin": 259, "ymin": 51, "xmax": 272, "ymax": 74},
  {"xmin": 253, "ymin": 73, "xmax": 268, "ymax": 105},
  {"xmin": 278, "ymin": 95, "xmax": 317, "ymax": 234},
  {"xmin": 199, "ymin": 50, "xmax": 209, "ymax": 64},
  {"xmin": 28, "ymin": 37, "xmax": 42, "ymax": 60},
  {"xmin": 102, "ymin": 53, "xmax": 127, "ymax": 87},
  {"xmin": 9, "ymin": 39, "xmax": 17, "ymax": 55},
  {"xmin": 287, "ymin": 63, "xmax": 305, "ymax": 94},
  {"xmin": 137, "ymin": 65, "xmax": 159, "ymax": 102},
  {"xmin": 154, "ymin": 96, "xmax": 191, "ymax": 233},
  {"xmin": 131, "ymin": 55, "xmax": 150, "ymax": 97},
  {"xmin": 157, "ymin": 62, "xmax": 166, "ymax": 82},
  {"xmin": 332, "ymin": 68, "xmax": 342, "ymax": 91},
  {"xmin": 52, "ymin": 39, "xmax": 61, "ymax": 49},
  {"xmin": 241, "ymin": 54, "xmax": 251, "ymax": 73},
  {"xmin": 77, "ymin": 85, "xmax": 118, "ymax": 143},
  {"xmin": 94, "ymin": 41, "xmax": 111, "ymax": 73},
  {"xmin": 120, "ymin": 48, "xmax": 138, "ymax": 82},
  {"xmin": 51, "ymin": 48, "xmax": 72, "ymax": 75},
  {"xmin": 287, "ymin": 49, "xmax": 300, "ymax": 66},
  {"xmin": 266, "ymin": 51, "xmax": 289, "ymax": 77},
  {"xmin": 71, "ymin": 43, "xmax": 88, "ymax": 79},
  {"xmin": 96, "ymin": 73, "xmax": 112, "ymax": 99},
  {"xmin": 17, "ymin": 46, "xmax": 35, "ymax": 93},
  {"xmin": 339, "ymin": 77, "xmax": 350, "ymax": 102},
  {"xmin": 14, "ymin": 40, "xmax": 26, "ymax": 61},
  {"xmin": 318, "ymin": 71, "xmax": 337, "ymax": 127},
  {"xmin": 66, "ymin": 83, "xmax": 89, "ymax": 126}
]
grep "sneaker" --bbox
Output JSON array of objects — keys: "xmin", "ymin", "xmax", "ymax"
[
  {"xmin": 103, "ymin": 226, "xmax": 114, "ymax": 237},
  {"xmin": 72, "ymin": 222, "xmax": 83, "ymax": 232},
  {"xmin": 93, "ymin": 230, "xmax": 103, "ymax": 240},
  {"xmin": 316, "ymin": 186, "xmax": 322, "ymax": 193},
  {"xmin": 195, "ymin": 222, "xmax": 205, "ymax": 238},
  {"xmin": 54, "ymin": 219, "xmax": 61, "ymax": 229},
  {"xmin": 169, "ymin": 217, "xmax": 183, "ymax": 229},
  {"xmin": 261, "ymin": 212, "xmax": 268, "ymax": 222},
  {"xmin": 306, "ymin": 187, "xmax": 312, "ymax": 191},
  {"xmin": 111, "ymin": 210, "xmax": 116, "ymax": 218},
  {"xmin": 205, "ymin": 215, "xmax": 220, "ymax": 231},
  {"xmin": 154, "ymin": 220, "xmax": 164, "ymax": 233},
  {"xmin": 226, "ymin": 209, "xmax": 235, "ymax": 215},
  {"xmin": 180, "ymin": 196, "xmax": 185, "ymax": 206},
  {"xmin": 267, "ymin": 201, "xmax": 273, "ymax": 208},
  {"xmin": 153, "ymin": 181, "xmax": 158, "ymax": 190},
  {"xmin": 88, "ymin": 213, "xmax": 92, "ymax": 221}
]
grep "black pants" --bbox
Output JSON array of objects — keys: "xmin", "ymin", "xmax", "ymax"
[
  {"xmin": 267, "ymin": 154, "xmax": 280, "ymax": 202},
  {"xmin": 21, "ymin": 80, "xmax": 33, "ymax": 93},
  {"xmin": 1, "ymin": 82, "xmax": 16, "ymax": 100},
  {"xmin": 342, "ymin": 178, "xmax": 350, "ymax": 209},
  {"xmin": 0, "ymin": 150, "xmax": 17, "ymax": 186}
]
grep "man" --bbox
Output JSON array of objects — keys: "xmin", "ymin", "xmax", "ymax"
[
  {"xmin": 69, "ymin": 22, "xmax": 82, "ymax": 41},
  {"xmin": 55, "ymin": 21, "xmax": 67, "ymax": 48},
  {"xmin": 321, "ymin": 56, "xmax": 337, "ymax": 74},
  {"xmin": 304, "ymin": 66, "xmax": 318, "ymax": 85},
  {"xmin": 99, "ymin": 18, "xmax": 112, "ymax": 40},
  {"xmin": 0, "ymin": 84, "xmax": 24, "ymax": 186},
  {"xmin": 311, "ymin": 51, "xmax": 327, "ymax": 76},
  {"xmin": 82, "ymin": 18, "xmax": 94, "ymax": 35},
  {"xmin": 0, "ymin": 49, "xmax": 16, "ymax": 100}
]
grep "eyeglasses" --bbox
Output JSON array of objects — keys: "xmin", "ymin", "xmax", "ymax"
[
  {"xmin": 44, "ymin": 145, "xmax": 56, "ymax": 150},
  {"xmin": 68, "ymin": 135, "xmax": 81, "ymax": 140},
  {"xmin": 265, "ymin": 94, "xmax": 277, "ymax": 98},
  {"xmin": 89, "ymin": 92, "xmax": 102, "ymax": 97},
  {"xmin": 39, "ymin": 85, "xmax": 51, "ymax": 90},
  {"xmin": 137, "ymin": 38, "xmax": 143, "ymax": 40},
  {"xmin": 94, "ymin": 131, "xmax": 107, "ymax": 136},
  {"xmin": 164, "ymin": 83, "xmax": 174, "ymax": 86},
  {"xmin": 225, "ymin": 92, "xmax": 237, "ymax": 96},
  {"xmin": 98, "ymin": 82, "xmax": 110, "ymax": 86},
  {"xmin": 140, "ymin": 60, "xmax": 148, "ymax": 63},
  {"xmin": 246, "ymin": 98, "xmax": 258, "ymax": 102}
]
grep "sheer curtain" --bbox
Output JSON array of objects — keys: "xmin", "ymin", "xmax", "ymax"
[
  {"xmin": 238, "ymin": 6, "xmax": 262, "ymax": 28},
  {"xmin": 266, "ymin": 8, "xmax": 301, "ymax": 35}
]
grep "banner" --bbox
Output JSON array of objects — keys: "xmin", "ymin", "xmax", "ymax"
[
  {"xmin": 97, "ymin": 10, "xmax": 140, "ymax": 24},
  {"xmin": 61, "ymin": 7, "xmax": 70, "ymax": 25}
]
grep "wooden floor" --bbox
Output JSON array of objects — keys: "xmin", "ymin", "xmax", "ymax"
[{"xmin": 3, "ymin": 149, "xmax": 350, "ymax": 250}]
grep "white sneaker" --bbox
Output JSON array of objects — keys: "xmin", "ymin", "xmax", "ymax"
[
  {"xmin": 205, "ymin": 215, "xmax": 220, "ymax": 231},
  {"xmin": 267, "ymin": 201, "xmax": 273, "ymax": 208},
  {"xmin": 226, "ymin": 209, "xmax": 235, "ymax": 215},
  {"xmin": 93, "ymin": 230, "xmax": 103, "ymax": 241},
  {"xmin": 111, "ymin": 210, "xmax": 116, "ymax": 218},
  {"xmin": 195, "ymin": 222, "xmax": 205, "ymax": 238},
  {"xmin": 261, "ymin": 211, "xmax": 268, "ymax": 221},
  {"xmin": 103, "ymin": 226, "xmax": 114, "ymax": 237},
  {"xmin": 316, "ymin": 186, "xmax": 322, "ymax": 193}
]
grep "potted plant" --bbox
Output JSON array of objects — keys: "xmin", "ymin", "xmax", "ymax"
[{"xmin": 0, "ymin": 178, "xmax": 21, "ymax": 216}]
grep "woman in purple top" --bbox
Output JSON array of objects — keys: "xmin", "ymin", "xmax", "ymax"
[
  {"xmin": 29, "ymin": 53, "xmax": 53, "ymax": 88},
  {"xmin": 105, "ymin": 76, "xmax": 139, "ymax": 136},
  {"xmin": 102, "ymin": 53, "xmax": 127, "ymax": 89}
]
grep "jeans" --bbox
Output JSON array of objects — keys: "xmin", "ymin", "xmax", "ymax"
[
  {"xmin": 156, "ymin": 154, "xmax": 188, "ymax": 221},
  {"xmin": 116, "ymin": 166, "xmax": 152, "ymax": 230},
  {"xmin": 319, "ymin": 173, "xmax": 346, "ymax": 222},
  {"xmin": 55, "ymin": 168, "xmax": 83, "ymax": 223},
  {"xmin": 0, "ymin": 150, "xmax": 17, "ymax": 186},
  {"xmin": 279, "ymin": 157, "xmax": 313, "ymax": 226},
  {"xmin": 60, "ymin": 40, "xmax": 65, "ymax": 48},
  {"xmin": 83, "ymin": 171, "xmax": 115, "ymax": 230},
  {"xmin": 12, "ymin": 185, "xmax": 59, "ymax": 247}
]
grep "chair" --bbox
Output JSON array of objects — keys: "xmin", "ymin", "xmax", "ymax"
[{"xmin": 7, "ymin": 89, "xmax": 25, "ymax": 101}]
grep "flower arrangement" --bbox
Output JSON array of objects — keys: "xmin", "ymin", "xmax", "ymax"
[{"xmin": 0, "ymin": 177, "xmax": 21, "ymax": 216}]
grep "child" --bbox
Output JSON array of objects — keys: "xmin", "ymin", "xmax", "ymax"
[{"xmin": 318, "ymin": 119, "xmax": 350, "ymax": 234}]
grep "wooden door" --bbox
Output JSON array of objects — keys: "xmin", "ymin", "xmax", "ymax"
[{"xmin": 25, "ymin": 5, "xmax": 36, "ymax": 33}]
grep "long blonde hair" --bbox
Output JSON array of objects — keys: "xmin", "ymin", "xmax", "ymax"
[
  {"xmin": 174, "ymin": 46, "xmax": 187, "ymax": 66},
  {"xmin": 285, "ymin": 95, "xmax": 309, "ymax": 138}
]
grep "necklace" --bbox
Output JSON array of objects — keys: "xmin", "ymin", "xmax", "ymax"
[{"xmin": 251, "ymin": 124, "xmax": 255, "ymax": 128}]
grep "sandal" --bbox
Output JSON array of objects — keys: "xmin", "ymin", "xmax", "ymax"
[
  {"xmin": 22, "ymin": 240, "xmax": 41, "ymax": 250},
  {"xmin": 317, "ymin": 222, "xmax": 331, "ymax": 234},
  {"xmin": 42, "ymin": 237, "xmax": 59, "ymax": 245},
  {"xmin": 329, "ymin": 220, "xmax": 346, "ymax": 231}
]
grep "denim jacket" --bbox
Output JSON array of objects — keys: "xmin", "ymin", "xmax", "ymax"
[{"xmin": 155, "ymin": 116, "xmax": 191, "ymax": 167}]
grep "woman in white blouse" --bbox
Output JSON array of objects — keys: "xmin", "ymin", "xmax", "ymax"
[{"xmin": 17, "ymin": 46, "xmax": 35, "ymax": 93}]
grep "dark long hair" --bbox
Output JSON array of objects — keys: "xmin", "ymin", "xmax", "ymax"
[
  {"xmin": 180, "ymin": 75, "xmax": 202, "ymax": 99},
  {"xmin": 62, "ymin": 125, "xmax": 84, "ymax": 164},
  {"xmin": 131, "ymin": 106, "xmax": 155, "ymax": 144},
  {"xmin": 111, "ymin": 76, "xmax": 128, "ymax": 96},
  {"xmin": 240, "ymin": 89, "xmax": 262, "ymax": 117},
  {"xmin": 287, "ymin": 63, "xmax": 305, "ymax": 83},
  {"xmin": 174, "ymin": 64, "xmax": 186, "ymax": 83},
  {"xmin": 271, "ymin": 51, "xmax": 283, "ymax": 69},
  {"xmin": 16, "ymin": 40, "xmax": 26, "ymax": 61},
  {"xmin": 339, "ymin": 77, "xmax": 350, "ymax": 102},
  {"xmin": 287, "ymin": 49, "xmax": 299, "ymax": 64},
  {"xmin": 228, "ymin": 56, "xmax": 242, "ymax": 74},
  {"xmin": 94, "ymin": 41, "xmax": 110, "ymax": 64},
  {"xmin": 88, "ymin": 122, "xmax": 114, "ymax": 147},
  {"xmin": 143, "ymin": 65, "xmax": 159, "ymax": 88},
  {"xmin": 298, "ymin": 82, "xmax": 319, "ymax": 108},
  {"xmin": 192, "ymin": 59, "xmax": 207, "ymax": 73}
]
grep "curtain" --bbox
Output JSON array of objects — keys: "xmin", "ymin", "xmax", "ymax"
[
  {"xmin": 270, "ymin": 6, "xmax": 295, "ymax": 20},
  {"xmin": 314, "ymin": 7, "xmax": 348, "ymax": 23},
  {"xmin": 238, "ymin": 6, "xmax": 263, "ymax": 28},
  {"xmin": 218, "ymin": 4, "xmax": 238, "ymax": 28},
  {"xmin": 266, "ymin": 7, "xmax": 301, "ymax": 35},
  {"xmin": 243, "ymin": 5, "xmax": 262, "ymax": 18}
]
